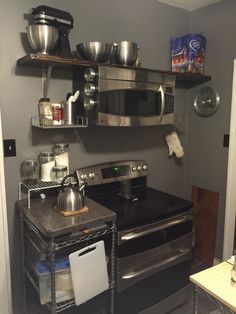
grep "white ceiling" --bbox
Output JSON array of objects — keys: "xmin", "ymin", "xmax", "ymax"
[{"xmin": 157, "ymin": 0, "xmax": 223, "ymax": 11}]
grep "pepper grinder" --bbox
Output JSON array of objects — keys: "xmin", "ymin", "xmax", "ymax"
[{"xmin": 231, "ymin": 255, "xmax": 236, "ymax": 287}]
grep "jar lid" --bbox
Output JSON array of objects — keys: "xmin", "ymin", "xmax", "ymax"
[
  {"xmin": 39, "ymin": 151, "xmax": 55, "ymax": 157},
  {"xmin": 21, "ymin": 159, "xmax": 38, "ymax": 166},
  {"xmin": 53, "ymin": 143, "xmax": 69, "ymax": 149},
  {"xmin": 39, "ymin": 97, "xmax": 50, "ymax": 102},
  {"xmin": 52, "ymin": 166, "xmax": 67, "ymax": 172}
]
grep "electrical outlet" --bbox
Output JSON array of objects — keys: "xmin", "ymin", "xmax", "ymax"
[
  {"xmin": 3, "ymin": 139, "xmax": 16, "ymax": 157},
  {"xmin": 223, "ymin": 134, "xmax": 229, "ymax": 148}
]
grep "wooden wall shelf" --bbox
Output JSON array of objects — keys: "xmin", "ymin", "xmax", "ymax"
[
  {"xmin": 17, "ymin": 54, "xmax": 211, "ymax": 88},
  {"xmin": 17, "ymin": 54, "xmax": 91, "ymax": 70},
  {"xmin": 174, "ymin": 72, "xmax": 211, "ymax": 89}
]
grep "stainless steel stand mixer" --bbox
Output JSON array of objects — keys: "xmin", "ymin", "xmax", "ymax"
[{"xmin": 28, "ymin": 5, "xmax": 74, "ymax": 57}]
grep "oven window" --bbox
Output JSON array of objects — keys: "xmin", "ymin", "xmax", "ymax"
[{"xmin": 99, "ymin": 90, "xmax": 162, "ymax": 116}]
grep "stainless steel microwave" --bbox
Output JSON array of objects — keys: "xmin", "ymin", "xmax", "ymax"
[{"xmin": 73, "ymin": 65, "xmax": 175, "ymax": 127}]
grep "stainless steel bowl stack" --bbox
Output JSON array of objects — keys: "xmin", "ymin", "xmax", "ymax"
[
  {"xmin": 112, "ymin": 41, "xmax": 139, "ymax": 66},
  {"xmin": 76, "ymin": 42, "xmax": 113, "ymax": 63},
  {"xmin": 26, "ymin": 25, "xmax": 59, "ymax": 54}
]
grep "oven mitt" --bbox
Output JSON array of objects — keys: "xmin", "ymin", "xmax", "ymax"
[{"xmin": 165, "ymin": 132, "xmax": 184, "ymax": 158}]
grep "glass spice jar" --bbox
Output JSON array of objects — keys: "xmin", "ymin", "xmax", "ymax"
[
  {"xmin": 52, "ymin": 143, "xmax": 69, "ymax": 174},
  {"xmin": 38, "ymin": 152, "xmax": 55, "ymax": 182},
  {"xmin": 50, "ymin": 165, "xmax": 67, "ymax": 184},
  {"xmin": 38, "ymin": 98, "xmax": 53, "ymax": 126},
  {"xmin": 20, "ymin": 159, "xmax": 39, "ymax": 184}
]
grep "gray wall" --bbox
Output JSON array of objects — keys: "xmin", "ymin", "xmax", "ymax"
[
  {"xmin": 185, "ymin": 0, "xmax": 236, "ymax": 259},
  {"xmin": 0, "ymin": 0, "xmax": 190, "ymax": 312}
]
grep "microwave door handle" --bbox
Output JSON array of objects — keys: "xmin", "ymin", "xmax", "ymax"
[{"xmin": 158, "ymin": 85, "xmax": 165, "ymax": 121}]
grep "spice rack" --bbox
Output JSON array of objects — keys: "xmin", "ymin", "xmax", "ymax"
[
  {"xmin": 18, "ymin": 180, "xmax": 77, "ymax": 209},
  {"xmin": 31, "ymin": 115, "xmax": 88, "ymax": 129}
]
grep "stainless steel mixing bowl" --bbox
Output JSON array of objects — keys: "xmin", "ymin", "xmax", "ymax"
[
  {"xmin": 76, "ymin": 42, "xmax": 113, "ymax": 63},
  {"xmin": 26, "ymin": 25, "xmax": 59, "ymax": 54},
  {"xmin": 113, "ymin": 41, "xmax": 139, "ymax": 66}
]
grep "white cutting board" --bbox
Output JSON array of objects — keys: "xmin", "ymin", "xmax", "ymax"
[{"xmin": 69, "ymin": 240, "xmax": 109, "ymax": 306}]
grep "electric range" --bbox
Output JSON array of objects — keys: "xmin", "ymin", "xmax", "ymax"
[{"xmin": 76, "ymin": 160, "xmax": 193, "ymax": 314}]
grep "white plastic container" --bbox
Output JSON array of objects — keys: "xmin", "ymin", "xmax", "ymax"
[
  {"xmin": 38, "ymin": 152, "xmax": 55, "ymax": 182},
  {"xmin": 35, "ymin": 257, "xmax": 74, "ymax": 305}
]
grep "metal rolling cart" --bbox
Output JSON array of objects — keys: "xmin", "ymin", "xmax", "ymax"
[{"xmin": 17, "ymin": 182, "xmax": 116, "ymax": 314}]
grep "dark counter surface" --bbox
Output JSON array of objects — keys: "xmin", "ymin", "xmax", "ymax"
[{"xmin": 16, "ymin": 196, "xmax": 116, "ymax": 238}]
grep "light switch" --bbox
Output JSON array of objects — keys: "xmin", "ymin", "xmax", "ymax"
[{"xmin": 3, "ymin": 139, "xmax": 16, "ymax": 157}]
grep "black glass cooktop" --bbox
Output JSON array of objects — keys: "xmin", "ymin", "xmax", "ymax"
[{"xmin": 90, "ymin": 186, "xmax": 193, "ymax": 231}]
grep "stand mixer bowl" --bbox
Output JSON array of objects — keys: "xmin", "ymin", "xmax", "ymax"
[{"xmin": 26, "ymin": 25, "xmax": 59, "ymax": 54}]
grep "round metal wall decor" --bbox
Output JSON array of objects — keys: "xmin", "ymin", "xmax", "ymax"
[{"xmin": 193, "ymin": 87, "xmax": 220, "ymax": 117}]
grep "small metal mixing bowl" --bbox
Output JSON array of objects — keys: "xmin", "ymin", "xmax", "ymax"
[
  {"xmin": 26, "ymin": 25, "xmax": 59, "ymax": 54},
  {"xmin": 76, "ymin": 42, "xmax": 113, "ymax": 63},
  {"xmin": 113, "ymin": 41, "xmax": 139, "ymax": 66}
]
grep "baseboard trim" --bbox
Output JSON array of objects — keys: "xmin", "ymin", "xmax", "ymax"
[{"xmin": 213, "ymin": 258, "xmax": 221, "ymax": 265}]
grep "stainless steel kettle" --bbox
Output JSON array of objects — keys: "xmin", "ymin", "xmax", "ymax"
[{"xmin": 57, "ymin": 174, "xmax": 86, "ymax": 212}]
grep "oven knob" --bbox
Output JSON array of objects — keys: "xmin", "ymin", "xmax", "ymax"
[
  {"xmin": 84, "ymin": 68, "xmax": 96, "ymax": 82},
  {"xmin": 84, "ymin": 97, "xmax": 97, "ymax": 111},
  {"xmin": 137, "ymin": 166, "xmax": 142, "ymax": 171},
  {"xmin": 142, "ymin": 165, "xmax": 148, "ymax": 170},
  {"xmin": 80, "ymin": 174, "xmax": 87, "ymax": 181},
  {"xmin": 84, "ymin": 83, "xmax": 97, "ymax": 96},
  {"xmin": 89, "ymin": 173, "xmax": 95, "ymax": 179},
  {"xmin": 132, "ymin": 167, "xmax": 137, "ymax": 171}
]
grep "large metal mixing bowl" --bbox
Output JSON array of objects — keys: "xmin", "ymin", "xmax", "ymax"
[
  {"xmin": 76, "ymin": 42, "xmax": 112, "ymax": 63},
  {"xmin": 113, "ymin": 41, "xmax": 139, "ymax": 66},
  {"xmin": 26, "ymin": 25, "xmax": 59, "ymax": 54}
]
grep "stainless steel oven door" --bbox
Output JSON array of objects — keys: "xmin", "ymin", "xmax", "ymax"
[
  {"xmin": 116, "ymin": 212, "xmax": 193, "ymax": 293},
  {"xmin": 117, "ymin": 232, "xmax": 192, "ymax": 293},
  {"xmin": 117, "ymin": 212, "xmax": 193, "ymax": 246}
]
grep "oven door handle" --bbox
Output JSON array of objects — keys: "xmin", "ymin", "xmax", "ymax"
[
  {"xmin": 158, "ymin": 85, "xmax": 165, "ymax": 121},
  {"xmin": 121, "ymin": 214, "xmax": 193, "ymax": 242},
  {"xmin": 122, "ymin": 248, "xmax": 191, "ymax": 280}
]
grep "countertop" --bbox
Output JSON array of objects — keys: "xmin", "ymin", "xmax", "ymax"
[
  {"xmin": 15, "ymin": 196, "xmax": 116, "ymax": 238},
  {"xmin": 190, "ymin": 259, "xmax": 236, "ymax": 312}
]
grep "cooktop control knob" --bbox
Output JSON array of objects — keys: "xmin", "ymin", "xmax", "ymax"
[
  {"xmin": 80, "ymin": 174, "xmax": 87, "ymax": 181},
  {"xmin": 89, "ymin": 173, "xmax": 95, "ymax": 179},
  {"xmin": 84, "ymin": 68, "xmax": 96, "ymax": 82},
  {"xmin": 132, "ymin": 167, "xmax": 137, "ymax": 171},
  {"xmin": 137, "ymin": 166, "xmax": 142, "ymax": 171},
  {"xmin": 142, "ymin": 165, "xmax": 148, "ymax": 170}
]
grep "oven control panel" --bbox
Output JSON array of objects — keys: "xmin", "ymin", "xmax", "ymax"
[{"xmin": 75, "ymin": 160, "xmax": 148, "ymax": 186}]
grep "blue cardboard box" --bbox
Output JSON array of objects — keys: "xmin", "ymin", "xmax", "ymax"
[{"xmin": 171, "ymin": 34, "xmax": 206, "ymax": 73}]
